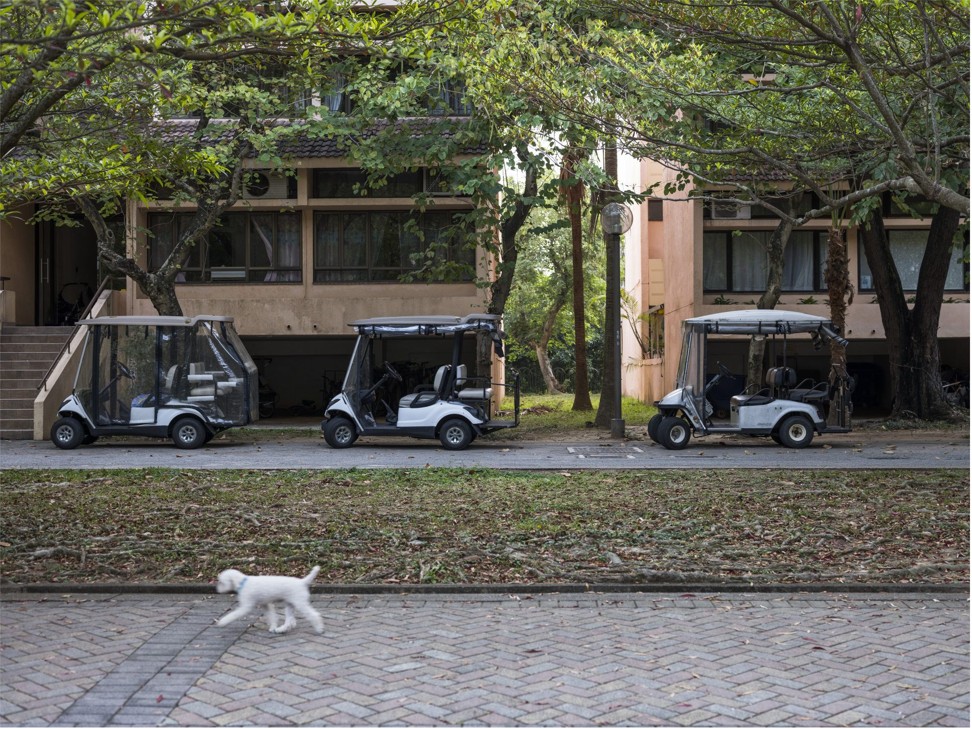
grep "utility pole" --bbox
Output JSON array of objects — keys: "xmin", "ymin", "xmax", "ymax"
[
  {"xmin": 596, "ymin": 140, "xmax": 631, "ymax": 438},
  {"xmin": 601, "ymin": 200, "xmax": 631, "ymax": 437}
]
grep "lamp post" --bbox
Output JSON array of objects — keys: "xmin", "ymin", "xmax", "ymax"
[{"xmin": 600, "ymin": 201, "xmax": 632, "ymax": 438}]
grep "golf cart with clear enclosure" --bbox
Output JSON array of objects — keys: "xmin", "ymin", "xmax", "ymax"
[
  {"xmin": 649, "ymin": 310, "xmax": 853, "ymax": 450},
  {"xmin": 50, "ymin": 315, "xmax": 258, "ymax": 449},
  {"xmin": 322, "ymin": 314, "xmax": 519, "ymax": 450}
]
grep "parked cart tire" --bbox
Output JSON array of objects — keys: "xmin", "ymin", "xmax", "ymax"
[
  {"xmin": 51, "ymin": 417, "xmax": 85, "ymax": 450},
  {"xmin": 658, "ymin": 416, "xmax": 692, "ymax": 450},
  {"xmin": 171, "ymin": 417, "xmax": 207, "ymax": 450},
  {"xmin": 647, "ymin": 413, "xmax": 663, "ymax": 443},
  {"xmin": 439, "ymin": 418, "xmax": 473, "ymax": 450},
  {"xmin": 776, "ymin": 415, "xmax": 814, "ymax": 448},
  {"xmin": 323, "ymin": 416, "xmax": 358, "ymax": 448}
]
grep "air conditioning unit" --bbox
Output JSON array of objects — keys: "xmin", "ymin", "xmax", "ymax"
[
  {"xmin": 711, "ymin": 200, "xmax": 752, "ymax": 219},
  {"xmin": 243, "ymin": 172, "xmax": 293, "ymax": 199}
]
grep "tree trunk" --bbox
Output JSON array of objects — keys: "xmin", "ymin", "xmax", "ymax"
[
  {"xmin": 536, "ymin": 284, "xmax": 569, "ymax": 394},
  {"xmin": 489, "ymin": 159, "xmax": 538, "ymax": 316},
  {"xmin": 745, "ymin": 218, "xmax": 793, "ymax": 390},
  {"xmin": 536, "ymin": 346, "xmax": 562, "ymax": 394},
  {"xmin": 824, "ymin": 226, "xmax": 851, "ymax": 372},
  {"xmin": 858, "ymin": 205, "xmax": 960, "ymax": 419},
  {"xmin": 561, "ymin": 148, "xmax": 593, "ymax": 411},
  {"xmin": 77, "ymin": 195, "xmax": 185, "ymax": 316},
  {"xmin": 594, "ymin": 140, "xmax": 619, "ymax": 426}
]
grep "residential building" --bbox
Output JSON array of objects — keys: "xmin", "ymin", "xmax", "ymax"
[
  {"xmin": 621, "ymin": 158, "xmax": 970, "ymax": 413},
  {"xmin": 1, "ymin": 118, "xmax": 498, "ymax": 437}
]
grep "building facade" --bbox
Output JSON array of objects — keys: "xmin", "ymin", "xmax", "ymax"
[
  {"xmin": 0, "ymin": 145, "xmax": 496, "ymax": 418},
  {"xmin": 622, "ymin": 158, "xmax": 970, "ymax": 413}
]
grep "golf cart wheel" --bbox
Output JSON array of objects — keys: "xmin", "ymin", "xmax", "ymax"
[
  {"xmin": 439, "ymin": 418, "xmax": 473, "ymax": 450},
  {"xmin": 658, "ymin": 416, "xmax": 692, "ymax": 450},
  {"xmin": 171, "ymin": 417, "xmax": 207, "ymax": 450},
  {"xmin": 51, "ymin": 417, "xmax": 85, "ymax": 450},
  {"xmin": 323, "ymin": 417, "xmax": 358, "ymax": 448},
  {"xmin": 647, "ymin": 413, "xmax": 664, "ymax": 443},
  {"xmin": 776, "ymin": 415, "xmax": 814, "ymax": 449}
]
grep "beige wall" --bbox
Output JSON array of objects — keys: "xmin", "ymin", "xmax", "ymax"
[
  {"xmin": 129, "ymin": 281, "xmax": 489, "ymax": 336},
  {"xmin": 0, "ymin": 209, "xmax": 36, "ymax": 325}
]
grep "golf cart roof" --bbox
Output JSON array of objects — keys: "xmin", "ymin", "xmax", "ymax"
[
  {"xmin": 350, "ymin": 314, "xmax": 502, "ymax": 336},
  {"xmin": 684, "ymin": 309, "xmax": 846, "ymax": 343},
  {"xmin": 79, "ymin": 315, "xmax": 234, "ymax": 327}
]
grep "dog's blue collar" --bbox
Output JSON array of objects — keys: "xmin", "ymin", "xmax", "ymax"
[{"xmin": 237, "ymin": 576, "xmax": 247, "ymax": 593}]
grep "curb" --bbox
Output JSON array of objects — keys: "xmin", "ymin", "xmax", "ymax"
[{"xmin": 2, "ymin": 581, "xmax": 968, "ymax": 596}]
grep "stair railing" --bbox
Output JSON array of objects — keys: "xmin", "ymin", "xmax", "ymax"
[{"xmin": 35, "ymin": 276, "xmax": 111, "ymax": 394}]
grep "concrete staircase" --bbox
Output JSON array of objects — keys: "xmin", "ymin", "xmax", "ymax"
[{"xmin": 0, "ymin": 326, "xmax": 75, "ymax": 439}]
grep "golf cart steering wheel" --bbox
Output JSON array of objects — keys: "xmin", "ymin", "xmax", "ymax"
[
  {"xmin": 383, "ymin": 361, "xmax": 403, "ymax": 383},
  {"xmin": 706, "ymin": 361, "xmax": 732, "ymax": 394}
]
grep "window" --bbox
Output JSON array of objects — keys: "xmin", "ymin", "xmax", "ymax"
[
  {"xmin": 311, "ymin": 169, "xmax": 425, "ymax": 198},
  {"xmin": 703, "ymin": 230, "xmax": 826, "ymax": 292},
  {"xmin": 428, "ymin": 78, "xmax": 473, "ymax": 116},
  {"xmin": 859, "ymin": 229, "xmax": 968, "ymax": 291},
  {"xmin": 311, "ymin": 168, "xmax": 472, "ymax": 198},
  {"xmin": 313, "ymin": 210, "xmax": 475, "ymax": 282},
  {"xmin": 148, "ymin": 211, "xmax": 301, "ymax": 283},
  {"xmin": 750, "ymin": 193, "xmax": 815, "ymax": 219},
  {"xmin": 883, "ymin": 193, "xmax": 938, "ymax": 218},
  {"xmin": 316, "ymin": 60, "xmax": 472, "ymax": 117}
]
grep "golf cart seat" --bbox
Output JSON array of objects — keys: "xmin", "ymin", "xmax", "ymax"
[
  {"xmin": 731, "ymin": 391, "xmax": 774, "ymax": 408},
  {"xmin": 455, "ymin": 364, "xmax": 492, "ymax": 402},
  {"xmin": 730, "ymin": 368, "xmax": 790, "ymax": 409},
  {"xmin": 398, "ymin": 365, "xmax": 450, "ymax": 409},
  {"xmin": 789, "ymin": 378, "xmax": 830, "ymax": 403},
  {"xmin": 187, "ymin": 363, "xmax": 239, "ymax": 401},
  {"xmin": 766, "ymin": 366, "xmax": 796, "ymax": 397}
]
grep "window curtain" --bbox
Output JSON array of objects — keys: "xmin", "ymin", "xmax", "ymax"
[
  {"xmin": 276, "ymin": 214, "xmax": 301, "ymax": 281},
  {"xmin": 322, "ymin": 71, "xmax": 344, "ymax": 112},
  {"xmin": 782, "ymin": 232, "xmax": 814, "ymax": 291},
  {"xmin": 731, "ymin": 232, "xmax": 767, "ymax": 291},
  {"xmin": 859, "ymin": 229, "xmax": 966, "ymax": 291},
  {"xmin": 252, "ymin": 214, "xmax": 301, "ymax": 282},
  {"xmin": 702, "ymin": 233, "xmax": 728, "ymax": 290}
]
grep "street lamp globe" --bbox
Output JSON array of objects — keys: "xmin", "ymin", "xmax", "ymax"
[{"xmin": 600, "ymin": 202, "xmax": 633, "ymax": 235}]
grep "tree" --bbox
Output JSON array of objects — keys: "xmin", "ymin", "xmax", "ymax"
[
  {"xmin": 1, "ymin": 1, "xmax": 482, "ymax": 315},
  {"xmin": 505, "ymin": 189, "xmax": 606, "ymax": 395},
  {"xmin": 560, "ymin": 147, "xmax": 594, "ymax": 410},
  {"xmin": 472, "ymin": 0, "xmax": 969, "ymax": 419},
  {"xmin": 504, "ymin": 207, "xmax": 572, "ymax": 394}
]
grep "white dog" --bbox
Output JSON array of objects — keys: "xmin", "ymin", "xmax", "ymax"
[{"xmin": 215, "ymin": 566, "xmax": 324, "ymax": 634}]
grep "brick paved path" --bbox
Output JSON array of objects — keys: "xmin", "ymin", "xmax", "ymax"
[{"xmin": 1, "ymin": 591, "xmax": 967, "ymax": 726}]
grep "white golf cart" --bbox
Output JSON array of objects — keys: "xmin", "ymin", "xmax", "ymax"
[
  {"xmin": 50, "ymin": 315, "xmax": 258, "ymax": 449},
  {"xmin": 649, "ymin": 310, "xmax": 853, "ymax": 450},
  {"xmin": 321, "ymin": 314, "xmax": 520, "ymax": 450}
]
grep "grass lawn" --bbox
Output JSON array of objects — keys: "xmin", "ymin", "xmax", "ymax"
[
  {"xmin": 2, "ymin": 467, "xmax": 966, "ymax": 587},
  {"xmin": 4, "ymin": 395, "xmax": 967, "ymax": 588}
]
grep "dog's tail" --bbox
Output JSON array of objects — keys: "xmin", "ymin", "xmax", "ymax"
[{"xmin": 302, "ymin": 565, "xmax": 321, "ymax": 585}]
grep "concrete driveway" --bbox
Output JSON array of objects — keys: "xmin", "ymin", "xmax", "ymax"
[{"xmin": 1, "ymin": 426, "xmax": 967, "ymax": 470}]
